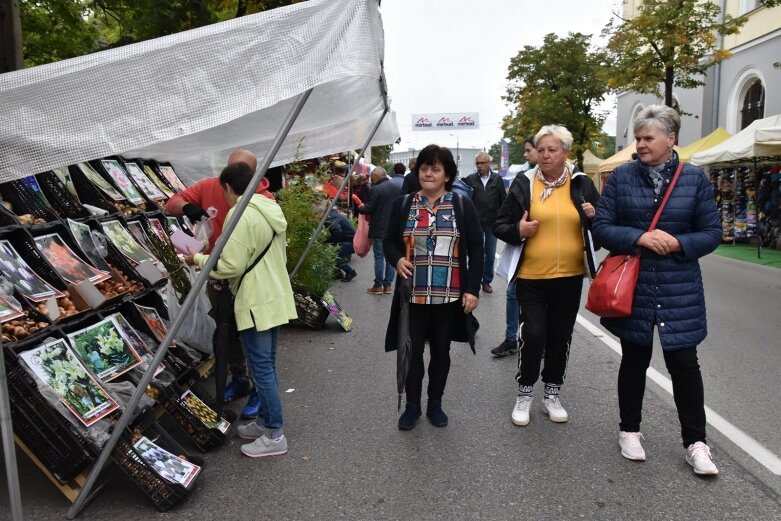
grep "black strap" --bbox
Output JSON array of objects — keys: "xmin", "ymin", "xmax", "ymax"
[{"xmin": 236, "ymin": 231, "xmax": 276, "ymax": 294}]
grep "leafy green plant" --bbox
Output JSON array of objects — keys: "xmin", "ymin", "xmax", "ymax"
[{"xmin": 277, "ymin": 184, "xmax": 336, "ymax": 296}]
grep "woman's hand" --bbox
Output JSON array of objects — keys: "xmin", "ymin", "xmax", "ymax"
[
  {"xmin": 396, "ymin": 258, "xmax": 414, "ymax": 279},
  {"xmin": 462, "ymin": 293, "xmax": 479, "ymax": 314},
  {"xmin": 637, "ymin": 229, "xmax": 681, "ymax": 255},
  {"xmin": 182, "ymin": 247, "xmax": 199, "ymax": 266},
  {"xmin": 518, "ymin": 210, "xmax": 539, "ymax": 239},
  {"xmin": 581, "ymin": 202, "xmax": 595, "ymax": 219}
]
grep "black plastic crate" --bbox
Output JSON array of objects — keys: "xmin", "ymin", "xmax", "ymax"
[
  {"xmin": 293, "ymin": 288, "xmax": 330, "ymax": 330},
  {"xmin": 67, "ymin": 164, "xmax": 121, "ymax": 217},
  {"xmin": 5, "ymin": 340, "xmax": 98, "ymax": 484},
  {"xmin": 91, "ymin": 158, "xmax": 157, "ymax": 215},
  {"xmin": 0, "ymin": 177, "xmax": 61, "ymax": 225},
  {"xmin": 0, "ymin": 202, "xmax": 21, "ymax": 227},
  {"xmin": 112, "ymin": 406, "xmax": 205, "ymax": 511},
  {"xmin": 36, "ymin": 171, "xmax": 91, "ymax": 220},
  {"xmin": 1, "ymin": 287, "xmax": 53, "ymax": 349},
  {"xmin": 158, "ymin": 369, "xmax": 235, "ymax": 452}
]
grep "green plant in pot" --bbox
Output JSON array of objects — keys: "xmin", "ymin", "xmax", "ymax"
[{"xmin": 277, "ymin": 183, "xmax": 337, "ymax": 298}]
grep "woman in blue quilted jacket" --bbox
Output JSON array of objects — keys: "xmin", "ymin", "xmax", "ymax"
[{"xmin": 592, "ymin": 105, "xmax": 722, "ymax": 476}]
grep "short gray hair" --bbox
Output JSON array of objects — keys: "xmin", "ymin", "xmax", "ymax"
[
  {"xmin": 535, "ymin": 125, "xmax": 573, "ymax": 152},
  {"xmin": 633, "ymin": 104, "xmax": 680, "ymax": 137},
  {"xmin": 476, "ymin": 152, "xmax": 492, "ymax": 162},
  {"xmin": 371, "ymin": 166, "xmax": 387, "ymax": 178}
]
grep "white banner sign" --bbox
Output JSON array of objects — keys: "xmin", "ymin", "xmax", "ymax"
[{"xmin": 411, "ymin": 112, "xmax": 480, "ymax": 131}]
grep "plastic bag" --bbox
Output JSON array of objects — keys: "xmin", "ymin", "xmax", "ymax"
[
  {"xmin": 353, "ymin": 214, "xmax": 372, "ymax": 258},
  {"xmin": 186, "ymin": 206, "xmax": 217, "ymax": 252},
  {"xmin": 166, "ymin": 266, "xmax": 215, "ymax": 354}
]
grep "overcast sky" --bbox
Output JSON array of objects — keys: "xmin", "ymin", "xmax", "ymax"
[{"xmin": 380, "ymin": 0, "xmax": 622, "ymax": 154}]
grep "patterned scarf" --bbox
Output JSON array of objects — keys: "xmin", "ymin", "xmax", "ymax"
[
  {"xmin": 535, "ymin": 165, "xmax": 570, "ymax": 203},
  {"xmin": 642, "ymin": 150, "xmax": 679, "ymax": 196}
]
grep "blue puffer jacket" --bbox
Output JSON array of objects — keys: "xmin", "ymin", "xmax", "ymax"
[{"xmin": 591, "ymin": 158, "xmax": 721, "ymax": 350}]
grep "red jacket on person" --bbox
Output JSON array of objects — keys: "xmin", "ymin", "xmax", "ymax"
[{"xmin": 166, "ymin": 177, "xmax": 274, "ymax": 252}]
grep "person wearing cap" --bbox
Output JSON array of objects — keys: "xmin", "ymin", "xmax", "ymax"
[{"xmin": 166, "ymin": 148, "xmax": 274, "ymax": 419}]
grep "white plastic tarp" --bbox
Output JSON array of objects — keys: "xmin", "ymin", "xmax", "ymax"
[
  {"xmin": 0, "ymin": 0, "xmax": 399, "ymax": 185},
  {"xmin": 690, "ymin": 114, "xmax": 781, "ymax": 165}
]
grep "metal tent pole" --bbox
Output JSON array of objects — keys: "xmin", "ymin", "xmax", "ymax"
[
  {"xmin": 291, "ymin": 71, "xmax": 393, "ymax": 279},
  {"xmin": 290, "ymin": 107, "xmax": 389, "ymax": 279},
  {"xmin": 0, "ymin": 340, "xmax": 23, "ymax": 521},
  {"xmin": 67, "ymin": 88, "xmax": 313, "ymax": 519},
  {"xmin": 755, "ymin": 157, "xmax": 761, "ymax": 259}
]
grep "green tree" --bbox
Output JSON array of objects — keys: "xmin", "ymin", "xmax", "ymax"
[
  {"xmin": 603, "ymin": 0, "xmax": 746, "ymax": 108},
  {"xmin": 503, "ymin": 32, "xmax": 609, "ymax": 171},
  {"xmin": 20, "ymin": 1, "xmax": 100, "ymax": 67},
  {"xmin": 370, "ymin": 144, "xmax": 392, "ymax": 168}
]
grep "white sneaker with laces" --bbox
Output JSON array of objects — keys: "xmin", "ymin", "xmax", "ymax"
[
  {"xmin": 685, "ymin": 441, "xmax": 718, "ymax": 475},
  {"xmin": 541, "ymin": 396, "xmax": 569, "ymax": 422},
  {"xmin": 619, "ymin": 431, "xmax": 646, "ymax": 461},
  {"xmin": 511, "ymin": 396, "xmax": 533, "ymax": 426},
  {"xmin": 241, "ymin": 434, "xmax": 288, "ymax": 458}
]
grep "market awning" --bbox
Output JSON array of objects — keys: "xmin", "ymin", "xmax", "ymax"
[
  {"xmin": 0, "ymin": 0, "xmax": 399, "ymax": 185},
  {"xmin": 582, "ymin": 149, "xmax": 602, "ymax": 175},
  {"xmin": 599, "ymin": 142, "xmax": 636, "ymax": 173},
  {"xmin": 677, "ymin": 127, "xmax": 732, "ymax": 163},
  {"xmin": 691, "ymin": 114, "xmax": 781, "ymax": 165}
]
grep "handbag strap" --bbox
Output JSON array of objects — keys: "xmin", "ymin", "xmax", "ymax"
[
  {"xmin": 648, "ymin": 161, "xmax": 684, "ymax": 232},
  {"xmin": 236, "ymin": 231, "xmax": 276, "ymax": 294}
]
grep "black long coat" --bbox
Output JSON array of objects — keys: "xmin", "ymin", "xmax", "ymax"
[{"xmin": 383, "ymin": 192, "xmax": 483, "ymax": 353}]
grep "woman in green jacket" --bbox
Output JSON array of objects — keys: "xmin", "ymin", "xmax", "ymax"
[{"xmin": 188, "ymin": 162, "xmax": 297, "ymax": 458}]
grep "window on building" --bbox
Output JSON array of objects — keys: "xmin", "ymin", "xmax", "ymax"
[
  {"xmin": 739, "ymin": 0, "xmax": 758, "ymax": 14},
  {"xmin": 740, "ymin": 80, "xmax": 764, "ymax": 129}
]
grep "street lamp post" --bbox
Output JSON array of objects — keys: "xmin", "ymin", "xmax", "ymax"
[{"xmin": 449, "ymin": 133, "xmax": 460, "ymax": 176}]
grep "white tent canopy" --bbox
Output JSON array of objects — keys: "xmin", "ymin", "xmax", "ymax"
[
  {"xmin": 0, "ymin": 0, "xmax": 399, "ymax": 185},
  {"xmin": 755, "ymin": 126, "xmax": 781, "ymax": 147},
  {"xmin": 691, "ymin": 114, "xmax": 781, "ymax": 166}
]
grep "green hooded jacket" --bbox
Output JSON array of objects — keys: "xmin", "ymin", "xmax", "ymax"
[{"xmin": 194, "ymin": 193, "xmax": 297, "ymax": 332}]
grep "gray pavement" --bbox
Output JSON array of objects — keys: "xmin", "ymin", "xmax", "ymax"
[{"xmin": 2, "ymin": 251, "xmax": 781, "ymax": 520}]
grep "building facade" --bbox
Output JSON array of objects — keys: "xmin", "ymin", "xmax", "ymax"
[{"xmin": 615, "ymin": 0, "xmax": 781, "ymax": 149}]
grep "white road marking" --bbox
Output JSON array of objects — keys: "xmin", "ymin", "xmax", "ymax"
[{"xmin": 576, "ymin": 313, "xmax": 781, "ymax": 476}]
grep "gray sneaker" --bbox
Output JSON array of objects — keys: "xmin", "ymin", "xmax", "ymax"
[
  {"xmin": 241, "ymin": 434, "xmax": 288, "ymax": 458},
  {"xmin": 238, "ymin": 422, "xmax": 268, "ymax": 440}
]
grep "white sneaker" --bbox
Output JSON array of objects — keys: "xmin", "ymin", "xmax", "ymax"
[
  {"xmin": 618, "ymin": 431, "xmax": 646, "ymax": 461},
  {"xmin": 511, "ymin": 396, "xmax": 532, "ymax": 426},
  {"xmin": 685, "ymin": 441, "xmax": 718, "ymax": 475},
  {"xmin": 541, "ymin": 396, "xmax": 569, "ymax": 422},
  {"xmin": 241, "ymin": 434, "xmax": 288, "ymax": 458}
]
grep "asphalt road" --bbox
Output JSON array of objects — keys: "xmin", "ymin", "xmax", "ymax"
[{"xmin": 2, "ymin": 248, "xmax": 781, "ymax": 520}]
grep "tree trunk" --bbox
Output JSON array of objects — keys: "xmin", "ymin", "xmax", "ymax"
[
  {"xmin": 236, "ymin": 0, "xmax": 248, "ymax": 17},
  {"xmin": 0, "ymin": 0, "xmax": 23, "ymax": 72},
  {"xmin": 664, "ymin": 66, "xmax": 675, "ymax": 108}
]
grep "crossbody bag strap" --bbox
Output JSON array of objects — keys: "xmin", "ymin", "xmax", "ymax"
[
  {"xmin": 236, "ymin": 231, "xmax": 276, "ymax": 293},
  {"xmin": 648, "ymin": 161, "xmax": 684, "ymax": 232}
]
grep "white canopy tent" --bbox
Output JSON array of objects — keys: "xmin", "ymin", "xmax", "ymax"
[
  {"xmin": 0, "ymin": 0, "xmax": 399, "ymax": 185},
  {"xmin": 691, "ymin": 114, "xmax": 781, "ymax": 165},
  {"xmin": 0, "ymin": 1, "xmax": 398, "ymax": 518}
]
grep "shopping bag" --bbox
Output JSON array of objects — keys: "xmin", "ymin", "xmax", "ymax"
[
  {"xmin": 167, "ymin": 267, "xmax": 216, "ymax": 353},
  {"xmin": 585, "ymin": 254, "xmax": 640, "ymax": 318},
  {"xmin": 353, "ymin": 214, "xmax": 372, "ymax": 258}
]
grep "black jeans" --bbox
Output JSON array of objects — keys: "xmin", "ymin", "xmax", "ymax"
[
  {"xmin": 618, "ymin": 340, "xmax": 707, "ymax": 447},
  {"xmin": 515, "ymin": 275, "xmax": 583, "ymax": 390},
  {"xmin": 405, "ymin": 301, "xmax": 460, "ymax": 403}
]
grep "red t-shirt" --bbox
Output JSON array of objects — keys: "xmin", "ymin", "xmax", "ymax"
[{"xmin": 166, "ymin": 177, "xmax": 274, "ymax": 252}]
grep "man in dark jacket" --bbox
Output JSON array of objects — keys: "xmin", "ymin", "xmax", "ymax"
[
  {"xmin": 464, "ymin": 152, "xmax": 507, "ymax": 293},
  {"xmin": 359, "ymin": 166, "xmax": 402, "ymax": 294}
]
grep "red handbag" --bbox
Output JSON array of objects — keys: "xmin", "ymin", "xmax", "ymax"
[{"xmin": 586, "ymin": 161, "xmax": 683, "ymax": 318}]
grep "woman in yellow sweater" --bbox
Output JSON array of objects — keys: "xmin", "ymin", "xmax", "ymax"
[{"xmin": 493, "ymin": 125, "xmax": 599, "ymax": 426}]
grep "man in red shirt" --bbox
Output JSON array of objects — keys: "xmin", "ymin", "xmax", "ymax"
[{"xmin": 167, "ymin": 149, "xmax": 274, "ymax": 418}]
